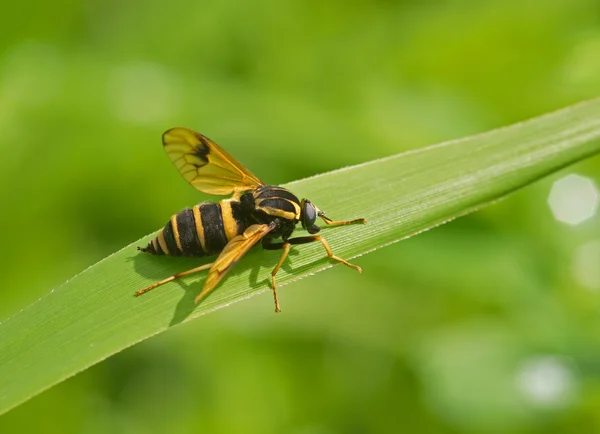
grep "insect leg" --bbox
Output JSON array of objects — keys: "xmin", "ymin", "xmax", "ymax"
[
  {"xmin": 318, "ymin": 213, "xmax": 366, "ymax": 227},
  {"xmin": 290, "ymin": 236, "xmax": 362, "ymax": 273},
  {"xmin": 262, "ymin": 240, "xmax": 291, "ymax": 312},
  {"xmin": 266, "ymin": 235, "xmax": 362, "ymax": 272},
  {"xmin": 135, "ymin": 262, "xmax": 214, "ymax": 297}
]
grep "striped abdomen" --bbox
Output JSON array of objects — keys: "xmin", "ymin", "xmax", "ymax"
[{"xmin": 141, "ymin": 199, "xmax": 247, "ymax": 257}]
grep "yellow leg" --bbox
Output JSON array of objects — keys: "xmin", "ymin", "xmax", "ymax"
[
  {"xmin": 135, "ymin": 262, "xmax": 214, "ymax": 297},
  {"xmin": 320, "ymin": 214, "xmax": 366, "ymax": 226},
  {"xmin": 270, "ymin": 242, "xmax": 291, "ymax": 313},
  {"xmin": 262, "ymin": 233, "xmax": 362, "ymax": 312},
  {"xmin": 316, "ymin": 236, "xmax": 362, "ymax": 273},
  {"xmin": 269, "ymin": 235, "xmax": 362, "ymax": 272}
]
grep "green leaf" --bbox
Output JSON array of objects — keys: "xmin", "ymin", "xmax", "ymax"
[{"xmin": 2, "ymin": 98, "xmax": 600, "ymax": 415}]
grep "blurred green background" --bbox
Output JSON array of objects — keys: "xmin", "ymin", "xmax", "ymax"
[{"xmin": 2, "ymin": 0, "xmax": 600, "ymax": 432}]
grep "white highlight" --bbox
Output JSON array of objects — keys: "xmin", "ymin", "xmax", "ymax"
[
  {"xmin": 547, "ymin": 174, "xmax": 599, "ymax": 225},
  {"xmin": 516, "ymin": 356, "xmax": 576, "ymax": 408}
]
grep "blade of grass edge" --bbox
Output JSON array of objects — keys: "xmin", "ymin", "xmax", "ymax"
[{"xmin": 1, "ymin": 98, "xmax": 600, "ymax": 415}]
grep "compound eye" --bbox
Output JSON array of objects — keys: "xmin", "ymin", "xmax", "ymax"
[{"xmin": 302, "ymin": 200, "xmax": 317, "ymax": 229}]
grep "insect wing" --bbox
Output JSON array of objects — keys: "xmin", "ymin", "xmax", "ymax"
[
  {"xmin": 194, "ymin": 223, "xmax": 275, "ymax": 303},
  {"xmin": 163, "ymin": 127, "xmax": 264, "ymax": 196}
]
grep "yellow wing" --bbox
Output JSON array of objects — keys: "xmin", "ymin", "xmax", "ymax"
[
  {"xmin": 162, "ymin": 127, "xmax": 264, "ymax": 196},
  {"xmin": 194, "ymin": 223, "xmax": 275, "ymax": 304}
]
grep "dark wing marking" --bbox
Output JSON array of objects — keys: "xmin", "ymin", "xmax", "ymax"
[{"xmin": 163, "ymin": 127, "xmax": 264, "ymax": 196}]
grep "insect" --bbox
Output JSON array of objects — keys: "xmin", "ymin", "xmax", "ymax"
[{"xmin": 136, "ymin": 128, "xmax": 366, "ymax": 312}]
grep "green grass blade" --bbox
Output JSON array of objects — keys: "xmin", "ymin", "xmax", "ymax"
[{"xmin": 2, "ymin": 98, "xmax": 600, "ymax": 415}]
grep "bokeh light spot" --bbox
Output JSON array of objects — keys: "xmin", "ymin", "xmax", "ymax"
[
  {"xmin": 547, "ymin": 174, "xmax": 599, "ymax": 225},
  {"xmin": 516, "ymin": 356, "xmax": 577, "ymax": 408}
]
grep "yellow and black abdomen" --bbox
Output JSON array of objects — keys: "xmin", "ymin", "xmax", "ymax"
[{"xmin": 140, "ymin": 199, "xmax": 247, "ymax": 257}]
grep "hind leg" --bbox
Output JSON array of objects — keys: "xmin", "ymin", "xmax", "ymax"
[{"xmin": 135, "ymin": 262, "xmax": 214, "ymax": 297}]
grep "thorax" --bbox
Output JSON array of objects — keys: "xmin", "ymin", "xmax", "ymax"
[{"xmin": 240, "ymin": 185, "xmax": 301, "ymax": 239}]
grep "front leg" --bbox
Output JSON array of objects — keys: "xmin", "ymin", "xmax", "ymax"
[
  {"xmin": 261, "ymin": 239, "xmax": 290, "ymax": 312},
  {"xmin": 318, "ymin": 212, "xmax": 366, "ymax": 227},
  {"xmin": 285, "ymin": 236, "xmax": 362, "ymax": 273},
  {"xmin": 262, "ymin": 235, "xmax": 362, "ymax": 311}
]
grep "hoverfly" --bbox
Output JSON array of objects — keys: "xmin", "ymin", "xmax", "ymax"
[{"xmin": 136, "ymin": 128, "xmax": 366, "ymax": 312}]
